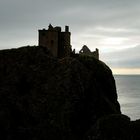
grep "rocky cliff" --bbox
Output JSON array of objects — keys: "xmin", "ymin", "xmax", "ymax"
[{"xmin": 0, "ymin": 46, "xmax": 137, "ymax": 140}]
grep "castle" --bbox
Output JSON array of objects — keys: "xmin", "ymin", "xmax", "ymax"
[
  {"xmin": 38, "ymin": 24, "xmax": 71, "ymax": 58},
  {"xmin": 38, "ymin": 24, "xmax": 99, "ymax": 59}
]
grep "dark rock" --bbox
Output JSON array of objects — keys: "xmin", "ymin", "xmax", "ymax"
[
  {"xmin": 85, "ymin": 114, "xmax": 131, "ymax": 140},
  {"xmin": 130, "ymin": 119, "xmax": 140, "ymax": 140},
  {"xmin": 85, "ymin": 114, "xmax": 140, "ymax": 140},
  {"xmin": 0, "ymin": 46, "xmax": 121, "ymax": 140}
]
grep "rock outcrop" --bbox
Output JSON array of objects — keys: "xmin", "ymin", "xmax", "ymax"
[
  {"xmin": 85, "ymin": 114, "xmax": 140, "ymax": 140},
  {"xmin": 0, "ymin": 46, "xmax": 125, "ymax": 140}
]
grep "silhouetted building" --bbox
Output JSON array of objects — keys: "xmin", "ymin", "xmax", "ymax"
[
  {"xmin": 38, "ymin": 24, "xmax": 71, "ymax": 58},
  {"xmin": 79, "ymin": 45, "xmax": 99, "ymax": 59}
]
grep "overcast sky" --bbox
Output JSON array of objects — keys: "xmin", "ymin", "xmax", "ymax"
[{"xmin": 0, "ymin": 0, "xmax": 140, "ymax": 74}]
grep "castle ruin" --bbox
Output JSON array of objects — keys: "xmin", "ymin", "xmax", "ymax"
[
  {"xmin": 38, "ymin": 24, "xmax": 99, "ymax": 59},
  {"xmin": 79, "ymin": 45, "xmax": 99, "ymax": 59},
  {"xmin": 38, "ymin": 24, "xmax": 71, "ymax": 58}
]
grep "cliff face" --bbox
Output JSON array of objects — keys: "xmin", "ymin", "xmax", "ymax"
[{"xmin": 0, "ymin": 46, "xmax": 121, "ymax": 140}]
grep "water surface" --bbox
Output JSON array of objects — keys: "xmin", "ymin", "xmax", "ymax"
[{"xmin": 114, "ymin": 75, "xmax": 140, "ymax": 120}]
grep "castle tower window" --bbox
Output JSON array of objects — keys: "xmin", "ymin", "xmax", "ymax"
[{"xmin": 51, "ymin": 40, "xmax": 54, "ymax": 46}]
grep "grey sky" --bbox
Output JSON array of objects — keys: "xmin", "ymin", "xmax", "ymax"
[{"xmin": 0, "ymin": 0, "xmax": 140, "ymax": 73}]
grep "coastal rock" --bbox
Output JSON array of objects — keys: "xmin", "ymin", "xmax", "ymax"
[
  {"xmin": 131, "ymin": 119, "xmax": 140, "ymax": 140},
  {"xmin": 0, "ymin": 46, "xmax": 121, "ymax": 140},
  {"xmin": 85, "ymin": 114, "xmax": 131, "ymax": 140},
  {"xmin": 85, "ymin": 115, "xmax": 140, "ymax": 140}
]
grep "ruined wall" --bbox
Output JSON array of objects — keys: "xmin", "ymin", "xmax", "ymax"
[
  {"xmin": 79, "ymin": 46, "xmax": 99, "ymax": 60},
  {"xmin": 38, "ymin": 29, "xmax": 59, "ymax": 57},
  {"xmin": 92, "ymin": 48, "xmax": 99, "ymax": 59},
  {"xmin": 59, "ymin": 32, "xmax": 71, "ymax": 58}
]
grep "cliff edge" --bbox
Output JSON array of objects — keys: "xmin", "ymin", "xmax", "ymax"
[{"xmin": 0, "ymin": 46, "xmax": 122, "ymax": 139}]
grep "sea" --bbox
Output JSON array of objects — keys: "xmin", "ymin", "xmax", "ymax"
[{"xmin": 114, "ymin": 75, "xmax": 140, "ymax": 120}]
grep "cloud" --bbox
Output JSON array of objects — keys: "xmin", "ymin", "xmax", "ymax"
[
  {"xmin": 101, "ymin": 45, "xmax": 140, "ymax": 68},
  {"xmin": 0, "ymin": 0, "xmax": 140, "ymax": 73}
]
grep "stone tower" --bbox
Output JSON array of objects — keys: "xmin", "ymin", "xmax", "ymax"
[{"xmin": 38, "ymin": 24, "xmax": 71, "ymax": 58}]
